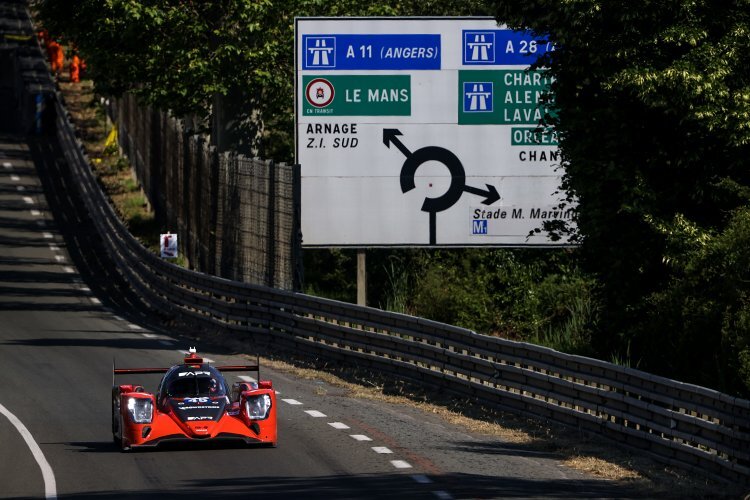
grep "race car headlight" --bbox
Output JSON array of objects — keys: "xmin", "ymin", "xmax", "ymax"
[
  {"xmin": 245, "ymin": 394, "xmax": 272, "ymax": 420},
  {"xmin": 127, "ymin": 397, "xmax": 153, "ymax": 424}
]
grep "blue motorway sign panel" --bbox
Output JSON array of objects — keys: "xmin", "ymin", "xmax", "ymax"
[
  {"xmin": 462, "ymin": 30, "xmax": 552, "ymax": 65},
  {"xmin": 302, "ymin": 34, "xmax": 441, "ymax": 70}
]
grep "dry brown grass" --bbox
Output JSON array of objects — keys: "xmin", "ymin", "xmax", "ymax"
[
  {"xmin": 253, "ymin": 354, "xmax": 744, "ymax": 498},
  {"xmin": 60, "ymin": 79, "xmax": 159, "ymax": 251}
]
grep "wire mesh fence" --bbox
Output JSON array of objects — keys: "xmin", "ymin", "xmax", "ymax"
[{"xmin": 110, "ymin": 93, "xmax": 300, "ymax": 290}]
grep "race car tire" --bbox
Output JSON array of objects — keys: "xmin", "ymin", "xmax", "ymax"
[{"xmin": 111, "ymin": 396, "xmax": 121, "ymax": 446}]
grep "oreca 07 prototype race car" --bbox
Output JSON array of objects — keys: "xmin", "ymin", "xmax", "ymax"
[{"xmin": 112, "ymin": 348, "xmax": 277, "ymax": 450}]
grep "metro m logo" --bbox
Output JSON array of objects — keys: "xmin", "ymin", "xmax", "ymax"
[{"xmin": 472, "ymin": 219, "xmax": 488, "ymax": 235}]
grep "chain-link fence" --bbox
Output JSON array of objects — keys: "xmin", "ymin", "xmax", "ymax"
[{"xmin": 111, "ymin": 93, "xmax": 301, "ymax": 290}]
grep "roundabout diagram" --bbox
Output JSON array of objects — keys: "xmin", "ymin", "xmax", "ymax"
[{"xmin": 383, "ymin": 128, "xmax": 500, "ymax": 244}]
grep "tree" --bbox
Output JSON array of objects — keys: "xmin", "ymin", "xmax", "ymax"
[
  {"xmin": 493, "ymin": 1, "xmax": 750, "ymax": 394},
  {"xmin": 36, "ymin": 0, "xmax": 490, "ymax": 159}
]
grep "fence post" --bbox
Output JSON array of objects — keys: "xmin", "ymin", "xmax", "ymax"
[
  {"xmin": 266, "ymin": 160, "xmax": 276, "ymax": 288},
  {"xmin": 293, "ymin": 163, "xmax": 303, "ymax": 291}
]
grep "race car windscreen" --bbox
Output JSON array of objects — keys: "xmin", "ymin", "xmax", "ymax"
[{"xmin": 168, "ymin": 375, "xmax": 226, "ymax": 398}]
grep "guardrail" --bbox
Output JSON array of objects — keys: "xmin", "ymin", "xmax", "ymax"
[{"xmin": 50, "ymin": 80, "xmax": 750, "ymax": 486}]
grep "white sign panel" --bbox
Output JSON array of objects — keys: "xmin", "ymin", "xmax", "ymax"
[{"xmin": 295, "ymin": 17, "xmax": 574, "ymax": 247}]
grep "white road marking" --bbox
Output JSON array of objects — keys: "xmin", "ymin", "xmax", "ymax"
[
  {"xmin": 238, "ymin": 375, "xmax": 256, "ymax": 383},
  {"xmin": 43, "ymin": 232, "xmax": 53, "ymax": 239},
  {"xmin": 23, "ymin": 196, "xmax": 33, "ymax": 204},
  {"xmin": 62, "ymin": 267, "xmax": 75, "ymax": 273},
  {"xmin": 349, "ymin": 434, "xmax": 372, "ymax": 441},
  {"xmin": 91, "ymin": 297, "xmax": 101, "ymax": 305},
  {"xmin": 80, "ymin": 287, "xmax": 91, "ymax": 293},
  {"xmin": 411, "ymin": 475, "xmax": 432, "ymax": 484},
  {"xmin": 11, "ymin": 174, "xmax": 20, "ymax": 181},
  {"xmin": 391, "ymin": 460, "xmax": 412, "ymax": 469},
  {"xmin": 127, "ymin": 324, "xmax": 142, "ymax": 330},
  {"xmin": 0, "ymin": 402, "xmax": 57, "ymax": 499},
  {"xmin": 433, "ymin": 491, "xmax": 452, "ymax": 499},
  {"xmin": 31, "ymin": 210, "xmax": 41, "ymax": 216},
  {"xmin": 328, "ymin": 422, "xmax": 350, "ymax": 430},
  {"xmin": 141, "ymin": 333, "xmax": 157, "ymax": 338},
  {"xmin": 372, "ymin": 446, "xmax": 393, "ymax": 454},
  {"xmin": 2, "ymin": 161, "xmax": 11, "ymax": 168},
  {"xmin": 282, "ymin": 399, "xmax": 303, "ymax": 405},
  {"xmin": 16, "ymin": 185, "xmax": 25, "ymax": 191},
  {"xmin": 304, "ymin": 410, "xmax": 327, "ymax": 418},
  {"xmin": 54, "ymin": 255, "xmax": 65, "ymax": 262},
  {"xmin": 48, "ymin": 245, "xmax": 59, "ymax": 251}
]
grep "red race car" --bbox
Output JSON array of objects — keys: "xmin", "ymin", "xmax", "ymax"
[{"xmin": 112, "ymin": 348, "xmax": 277, "ymax": 450}]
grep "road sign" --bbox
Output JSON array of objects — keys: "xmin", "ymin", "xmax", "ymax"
[
  {"xmin": 295, "ymin": 18, "xmax": 572, "ymax": 247},
  {"xmin": 160, "ymin": 233, "xmax": 178, "ymax": 258}
]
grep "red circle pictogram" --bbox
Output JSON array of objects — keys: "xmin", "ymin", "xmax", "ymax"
[{"xmin": 305, "ymin": 78, "xmax": 335, "ymax": 108}]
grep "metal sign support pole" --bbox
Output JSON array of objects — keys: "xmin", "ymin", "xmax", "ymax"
[{"xmin": 357, "ymin": 249, "xmax": 366, "ymax": 306}]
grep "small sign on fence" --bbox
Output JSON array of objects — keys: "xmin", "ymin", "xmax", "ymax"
[{"xmin": 160, "ymin": 232, "xmax": 178, "ymax": 258}]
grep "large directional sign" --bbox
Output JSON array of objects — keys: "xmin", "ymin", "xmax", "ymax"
[{"xmin": 295, "ymin": 18, "xmax": 574, "ymax": 247}]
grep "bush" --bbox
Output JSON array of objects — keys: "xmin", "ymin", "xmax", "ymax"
[{"xmin": 642, "ymin": 208, "xmax": 750, "ymax": 396}]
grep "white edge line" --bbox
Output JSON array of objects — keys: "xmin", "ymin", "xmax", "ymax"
[
  {"xmin": 372, "ymin": 446, "xmax": 393, "ymax": 454},
  {"xmin": 0, "ymin": 402, "xmax": 57, "ymax": 499},
  {"xmin": 282, "ymin": 399, "xmax": 303, "ymax": 405}
]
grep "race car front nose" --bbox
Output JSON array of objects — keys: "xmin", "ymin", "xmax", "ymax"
[{"xmin": 186, "ymin": 421, "xmax": 216, "ymax": 437}]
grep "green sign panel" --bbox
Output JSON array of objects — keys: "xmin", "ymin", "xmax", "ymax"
[
  {"xmin": 303, "ymin": 75, "xmax": 411, "ymax": 116},
  {"xmin": 511, "ymin": 127, "xmax": 559, "ymax": 146},
  {"xmin": 458, "ymin": 69, "xmax": 554, "ymax": 125}
]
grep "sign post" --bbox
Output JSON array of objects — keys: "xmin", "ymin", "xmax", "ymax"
[{"xmin": 295, "ymin": 17, "xmax": 573, "ymax": 248}]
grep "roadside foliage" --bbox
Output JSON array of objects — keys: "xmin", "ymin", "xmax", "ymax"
[{"xmin": 36, "ymin": 0, "xmax": 750, "ymax": 397}]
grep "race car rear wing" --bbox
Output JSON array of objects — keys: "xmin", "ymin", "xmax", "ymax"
[{"xmin": 113, "ymin": 352, "xmax": 261, "ymax": 378}]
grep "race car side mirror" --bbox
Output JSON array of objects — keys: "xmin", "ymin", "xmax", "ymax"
[{"xmin": 258, "ymin": 380, "xmax": 273, "ymax": 389}]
